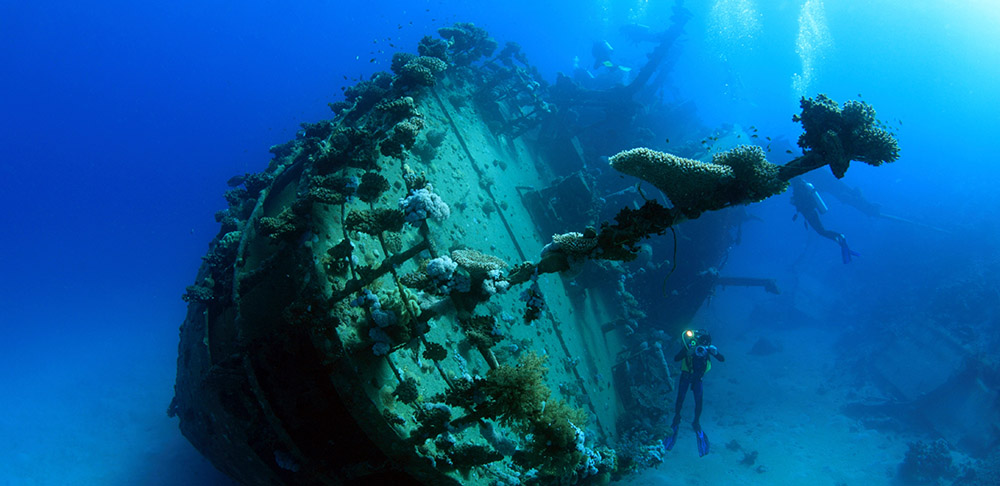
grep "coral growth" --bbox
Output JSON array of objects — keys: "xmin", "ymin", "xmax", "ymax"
[
  {"xmin": 461, "ymin": 315, "xmax": 502, "ymax": 349},
  {"xmin": 394, "ymin": 377, "xmax": 420, "ymax": 404},
  {"xmin": 356, "ymin": 172, "xmax": 390, "ymax": 203},
  {"xmin": 898, "ymin": 439, "xmax": 955, "ymax": 483},
  {"xmin": 520, "ymin": 277, "xmax": 546, "ymax": 323},
  {"xmin": 182, "ymin": 284, "xmax": 214, "ymax": 303},
  {"xmin": 315, "ymin": 127, "xmax": 378, "ymax": 174},
  {"xmin": 422, "ymin": 342, "xmax": 448, "ymax": 361},
  {"xmin": 479, "ymin": 353, "xmax": 550, "ymax": 425},
  {"xmin": 324, "ymin": 238, "xmax": 354, "ymax": 275},
  {"xmin": 446, "ymin": 444, "xmax": 503, "ymax": 471},
  {"xmin": 258, "ymin": 207, "xmax": 303, "ymax": 241},
  {"xmin": 609, "ymin": 147, "xmax": 734, "ymax": 216},
  {"xmin": 515, "ymin": 399, "xmax": 591, "ymax": 477},
  {"xmin": 413, "ymin": 403, "xmax": 452, "ymax": 441},
  {"xmin": 345, "ymin": 208, "xmax": 405, "ymax": 235},
  {"xmin": 437, "ymin": 22, "xmax": 498, "ymax": 66},
  {"xmin": 339, "ymin": 72, "xmax": 394, "ymax": 117},
  {"xmin": 451, "ymin": 248, "xmax": 507, "ymax": 276},
  {"xmin": 417, "ymin": 35, "xmax": 449, "ymax": 61},
  {"xmin": 374, "ymin": 96, "xmax": 419, "ymax": 123},
  {"xmin": 425, "ymin": 255, "xmax": 458, "ymax": 292},
  {"xmin": 399, "ymin": 185, "xmax": 450, "ymax": 224},
  {"xmin": 610, "ymin": 145, "xmax": 790, "ymax": 217},
  {"xmin": 380, "ymin": 117, "xmax": 424, "ymax": 159},
  {"xmin": 712, "ymin": 145, "xmax": 788, "ymax": 203},
  {"xmin": 310, "ymin": 174, "xmax": 359, "ymax": 203},
  {"xmin": 793, "ymin": 94, "xmax": 900, "ymax": 178},
  {"xmin": 396, "ymin": 56, "xmax": 448, "ymax": 87}
]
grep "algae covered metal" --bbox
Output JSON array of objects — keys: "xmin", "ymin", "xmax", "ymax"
[{"xmin": 171, "ymin": 24, "xmax": 633, "ymax": 486}]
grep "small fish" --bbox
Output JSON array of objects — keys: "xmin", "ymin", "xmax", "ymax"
[
  {"xmin": 751, "ymin": 134, "xmax": 758, "ymax": 138},
  {"xmin": 766, "ymin": 136, "xmax": 772, "ymax": 141},
  {"xmin": 737, "ymin": 134, "xmax": 741, "ymax": 138},
  {"xmin": 389, "ymin": 43, "xmax": 395, "ymax": 48},
  {"xmin": 750, "ymin": 125, "xmax": 757, "ymax": 131},
  {"xmin": 398, "ymin": 24, "xmax": 403, "ymax": 29},
  {"xmin": 766, "ymin": 145, "xmax": 771, "ymax": 152},
  {"xmin": 665, "ymin": 138, "xmax": 670, "ymax": 144},
  {"xmin": 369, "ymin": 58, "xmax": 376, "ymax": 63},
  {"xmin": 858, "ymin": 93, "xmax": 863, "ymax": 97},
  {"xmin": 227, "ymin": 175, "xmax": 246, "ymax": 187},
  {"xmin": 898, "ymin": 120, "xmax": 903, "ymax": 125},
  {"xmin": 785, "ymin": 149, "xmax": 793, "ymax": 154}
]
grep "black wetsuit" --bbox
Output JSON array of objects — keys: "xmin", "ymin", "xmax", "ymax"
[
  {"xmin": 791, "ymin": 179, "xmax": 841, "ymax": 242},
  {"xmin": 671, "ymin": 346, "xmax": 724, "ymax": 429}
]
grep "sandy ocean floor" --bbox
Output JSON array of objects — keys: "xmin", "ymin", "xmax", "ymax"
[
  {"xmin": 0, "ymin": 318, "xmax": 918, "ymax": 486},
  {"xmin": 0, "ymin": 324, "xmax": 234, "ymax": 486}
]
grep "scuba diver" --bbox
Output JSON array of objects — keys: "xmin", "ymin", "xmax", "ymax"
[
  {"xmin": 663, "ymin": 329, "xmax": 724, "ymax": 457},
  {"xmin": 790, "ymin": 177, "xmax": 860, "ymax": 264}
]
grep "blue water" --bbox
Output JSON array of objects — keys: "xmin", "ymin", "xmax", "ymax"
[{"xmin": 2, "ymin": 0, "xmax": 997, "ymax": 484}]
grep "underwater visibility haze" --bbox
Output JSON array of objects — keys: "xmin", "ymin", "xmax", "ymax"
[{"xmin": 2, "ymin": 0, "xmax": 999, "ymax": 484}]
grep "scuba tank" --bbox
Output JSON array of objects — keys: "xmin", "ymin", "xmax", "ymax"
[{"xmin": 804, "ymin": 182, "xmax": 829, "ymax": 214}]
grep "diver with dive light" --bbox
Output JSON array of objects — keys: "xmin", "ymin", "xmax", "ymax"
[{"xmin": 663, "ymin": 329, "xmax": 724, "ymax": 457}]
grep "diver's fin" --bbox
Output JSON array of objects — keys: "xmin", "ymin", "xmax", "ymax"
[
  {"xmin": 696, "ymin": 428, "xmax": 710, "ymax": 457},
  {"xmin": 663, "ymin": 424, "xmax": 679, "ymax": 451}
]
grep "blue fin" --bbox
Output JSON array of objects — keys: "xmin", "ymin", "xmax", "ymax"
[
  {"xmin": 696, "ymin": 429, "xmax": 710, "ymax": 457},
  {"xmin": 663, "ymin": 424, "xmax": 679, "ymax": 451}
]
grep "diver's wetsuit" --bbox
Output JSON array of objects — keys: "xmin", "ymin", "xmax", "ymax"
[
  {"xmin": 791, "ymin": 178, "xmax": 857, "ymax": 263},
  {"xmin": 791, "ymin": 180, "xmax": 841, "ymax": 242},
  {"xmin": 671, "ymin": 347, "xmax": 724, "ymax": 429}
]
